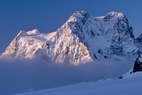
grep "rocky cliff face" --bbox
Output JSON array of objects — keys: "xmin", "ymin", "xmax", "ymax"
[
  {"xmin": 133, "ymin": 34, "xmax": 142, "ymax": 72},
  {"xmin": 1, "ymin": 11, "xmax": 137, "ymax": 66}
]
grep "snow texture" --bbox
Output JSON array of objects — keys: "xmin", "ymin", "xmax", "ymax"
[{"xmin": 17, "ymin": 72, "xmax": 142, "ymax": 95}]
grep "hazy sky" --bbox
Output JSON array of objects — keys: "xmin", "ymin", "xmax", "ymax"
[{"xmin": 0, "ymin": 0, "xmax": 142, "ymax": 52}]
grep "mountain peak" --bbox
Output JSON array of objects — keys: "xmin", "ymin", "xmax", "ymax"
[
  {"xmin": 67, "ymin": 10, "xmax": 89, "ymax": 23},
  {"xmin": 107, "ymin": 11, "xmax": 124, "ymax": 17},
  {"xmin": 26, "ymin": 29, "xmax": 40, "ymax": 35},
  {"xmin": 0, "ymin": 29, "xmax": 41, "ymax": 58},
  {"xmin": 14, "ymin": 29, "xmax": 40, "ymax": 39},
  {"xmin": 103, "ymin": 11, "xmax": 126, "ymax": 20}
]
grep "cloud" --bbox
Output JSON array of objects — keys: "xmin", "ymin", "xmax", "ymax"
[{"xmin": 0, "ymin": 56, "xmax": 132, "ymax": 95}]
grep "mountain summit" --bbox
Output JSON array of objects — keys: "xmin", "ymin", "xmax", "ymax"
[{"xmin": 1, "ymin": 11, "xmax": 137, "ymax": 66}]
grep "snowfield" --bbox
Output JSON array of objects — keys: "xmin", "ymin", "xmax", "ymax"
[{"xmin": 18, "ymin": 72, "xmax": 142, "ymax": 95}]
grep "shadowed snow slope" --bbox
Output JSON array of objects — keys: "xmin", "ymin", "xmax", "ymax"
[{"xmin": 17, "ymin": 72, "xmax": 142, "ymax": 95}]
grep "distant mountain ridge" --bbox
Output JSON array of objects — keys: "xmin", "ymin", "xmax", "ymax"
[{"xmin": 0, "ymin": 11, "xmax": 138, "ymax": 68}]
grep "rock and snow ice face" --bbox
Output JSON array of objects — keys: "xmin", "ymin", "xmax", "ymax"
[
  {"xmin": 1, "ymin": 11, "xmax": 137, "ymax": 66},
  {"xmin": 133, "ymin": 33, "xmax": 142, "ymax": 72},
  {"xmin": 1, "ymin": 29, "xmax": 43, "ymax": 58},
  {"xmin": 64, "ymin": 11, "xmax": 137, "ymax": 66}
]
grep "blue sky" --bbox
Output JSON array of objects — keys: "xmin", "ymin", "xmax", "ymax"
[{"xmin": 0, "ymin": 0, "xmax": 141, "ymax": 52}]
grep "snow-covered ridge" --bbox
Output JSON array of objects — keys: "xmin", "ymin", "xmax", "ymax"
[{"xmin": 1, "ymin": 11, "xmax": 137, "ymax": 67}]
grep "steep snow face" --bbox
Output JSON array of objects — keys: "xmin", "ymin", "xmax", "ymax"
[
  {"xmin": 1, "ymin": 29, "xmax": 44, "ymax": 58},
  {"xmin": 68, "ymin": 11, "xmax": 136, "ymax": 60},
  {"xmin": 64, "ymin": 11, "xmax": 137, "ymax": 66},
  {"xmin": 1, "ymin": 11, "xmax": 137, "ymax": 65}
]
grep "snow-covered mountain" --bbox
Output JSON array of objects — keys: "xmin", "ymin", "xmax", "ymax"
[{"xmin": 1, "ymin": 11, "xmax": 137, "ymax": 66}]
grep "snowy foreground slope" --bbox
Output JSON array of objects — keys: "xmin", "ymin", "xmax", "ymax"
[{"xmin": 17, "ymin": 72, "xmax": 142, "ymax": 95}]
